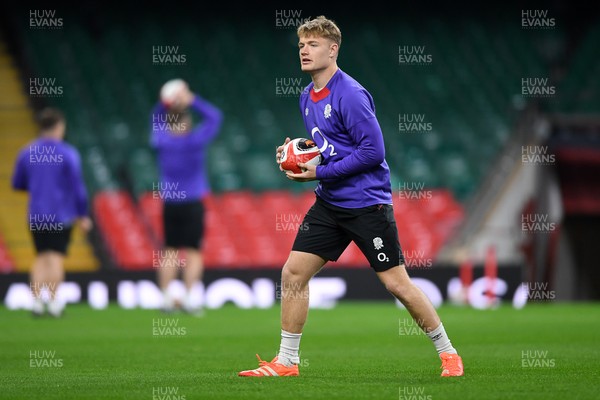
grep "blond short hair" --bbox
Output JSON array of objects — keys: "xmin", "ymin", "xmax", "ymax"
[{"xmin": 297, "ymin": 15, "xmax": 342, "ymax": 47}]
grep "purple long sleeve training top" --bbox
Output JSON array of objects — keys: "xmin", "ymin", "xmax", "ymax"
[
  {"xmin": 12, "ymin": 137, "xmax": 89, "ymax": 226},
  {"xmin": 299, "ymin": 69, "xmax": 392, "ymax": 208},
  {"xmin": 150, "ymin": 95, "xmax": 223, "ymax": 202}
]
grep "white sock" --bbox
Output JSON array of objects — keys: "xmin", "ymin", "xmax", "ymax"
[
  {"xmin": 162, "ymin": 289, "xmax": 174, "ymax": 309},
  {"xmin": 32, "ymin": 298, "xmax": 44, "ymax": 314},
  {"xmin": 426, "ymin": 323, "xmax": 457, "ymax": 355},
  {"xmin": 47, "ymin": 299, "xmax": 64, "ymax": 317},
  {"xmin": 183, "ymin": 289, "xmax": 198, "ymax": 310},
  {"xmin": 277, "ymin": 330, "xmax": 301, "ymax": 366}
]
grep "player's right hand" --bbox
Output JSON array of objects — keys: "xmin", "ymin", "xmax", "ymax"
[{"xmin": 276, "ymin": 137, "xmax": 291, "ymax": 171}]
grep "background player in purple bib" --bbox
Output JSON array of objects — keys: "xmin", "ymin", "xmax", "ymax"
[
  {"xmin": 239, "ymin": 16, "xmax": 463, "ymax": 377},
  {"xmin": 12, "ymin": 108, "xmax": 92, "ymax": 318},
  {"xmin": 151, "ymin": 80, "xmax": 222, "ymax": 315}
]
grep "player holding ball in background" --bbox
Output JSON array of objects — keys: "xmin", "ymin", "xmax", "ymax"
[
  {"xmin": 151, "ymin": 79, "xmax": 222, "ymax": 315},
  {"xmin": 239, "ymin": 16, "xmax": 464, "ymax": 377}
]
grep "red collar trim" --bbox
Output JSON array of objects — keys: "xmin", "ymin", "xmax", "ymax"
[{"xmin": 310, "ymin": 86, "xmax": 330, "ymax": 102}]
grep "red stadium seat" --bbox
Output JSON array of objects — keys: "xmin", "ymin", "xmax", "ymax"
[
  {"xmin": 0, "ymin": 233, "xmax": 15, "ymax": 273},
  {"xmin": 138, "ymin": 192, "xmax": 164, "ymax": 244},
  {"xmin": 93, "ymin": 189, "xmax": 464, "ymax": 270},
  {"xmin": 93, "ymin": 191, "xmax": 156, "ymax": 270},
  {"xmin": 297, "ymin": 191, "xmax": 317, "ymax": 213}
]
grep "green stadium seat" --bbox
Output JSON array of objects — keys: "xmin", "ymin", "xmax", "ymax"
[{"xmin": 19, "ymin": 16, "xmax": 579, "ymax": 201}]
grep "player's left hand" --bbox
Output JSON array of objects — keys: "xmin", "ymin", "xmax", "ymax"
[
  {"xmin": 180, "ymin": 86, "xmax": 195, "ymax": 108},
  {"xmin": 286, "ymin": 162, "xmax": 317, "ymax": 182},
  {"xmin": 77, "ymin": 216, "xmax": 93, "ymax": 232},
  {"xmin": 169, "ymin": 82, "xmax": 193, "ymax": 111}
]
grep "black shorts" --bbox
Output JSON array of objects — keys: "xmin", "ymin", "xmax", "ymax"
[
  {"xmin": 31, "ymin": 226, "xmax": 73, "ymax": 255},
  {"xmin": 292, "ymin": 196, "xmax": 405, "ymax": 272},
  {"xmin": 163, "ymin": 201, "xmax": 205, "ymax": 249}
]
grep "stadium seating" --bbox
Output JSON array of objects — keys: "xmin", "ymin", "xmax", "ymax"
[
  {"xmin": 93, "ymin": 191, "xmax": 156, "ymax": 269},
  {"xmin": 10, "ymin": 11, "xmax": 597, "ymax": 270},
  {"xmin": 552, "ymin": 24, "xmax": 600, "ymax": 113},
  {"xmin": 16, "ymin": 17, "xmax": 553, "ymax": 200},
  {"xmin": 131, "ymin": 190, "xmax": 462, "ymax": 270},
  {"xmin": 0, "ymin": 233, "xmax": 15, "ymax": 273}
]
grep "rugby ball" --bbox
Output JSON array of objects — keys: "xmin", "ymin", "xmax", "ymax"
[
  {"xmin": 160, "ymin": 79, "xmax": 186, "ymax": 108},
  {"xmin": 280, "ymin": 138, "xmax": 322, "ymax": 174}
]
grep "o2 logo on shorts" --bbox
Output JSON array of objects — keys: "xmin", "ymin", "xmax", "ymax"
[
  {"xmin": 377, "ymin": 252, "xmax": 389, "ymax": 262},
  {"xmin": 311, "ymin": 127, "xmax": 337, "ymax": 158}
]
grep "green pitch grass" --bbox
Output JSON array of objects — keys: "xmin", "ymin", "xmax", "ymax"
[{"xmin": 1, "ymin": 302, "xmax": 598, "ymax": 399}]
